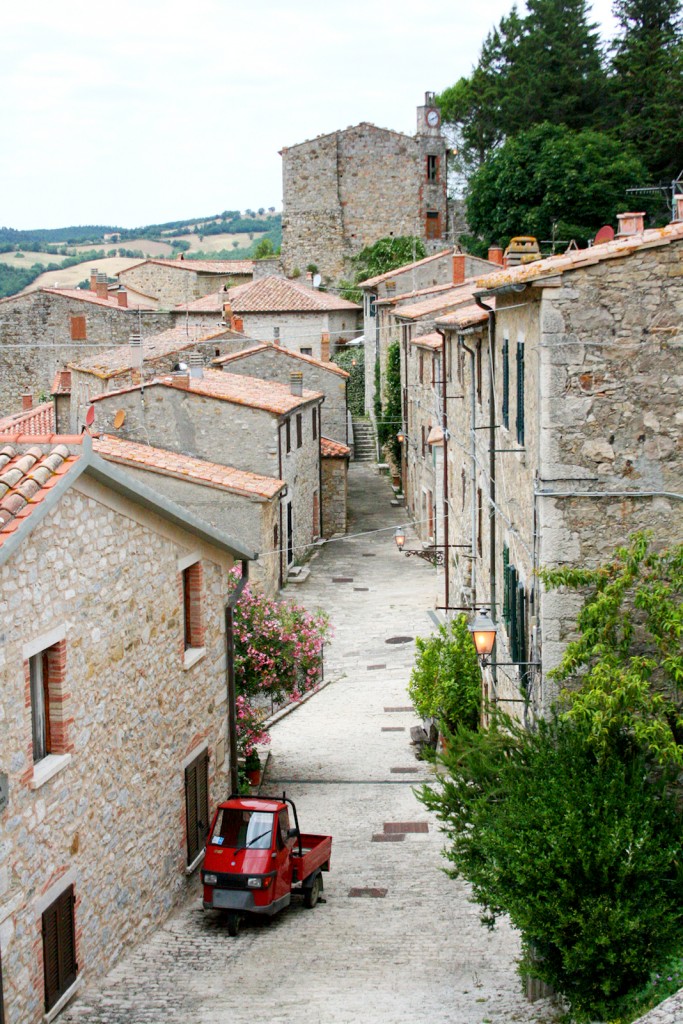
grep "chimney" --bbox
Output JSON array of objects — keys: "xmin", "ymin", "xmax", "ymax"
[
  {"xmin": 320, "ymin": 332, "xmax": 330, "ymax": 361},
  {"xmin": 222, "ymin": 301, "xmax": 232, "ymax": 322},
  {"xmin": 616, "ymin": 212, "xmax": 645, "ymax": 237},
  {"xmin": 117, "ymin": 286, "xmax": 128, "ymax": 308},
  {"xmin": 290, "ymin": 371, "xmax": 303, "ymax": 397},
  {"xmin": 90, "ymin": 269, "xmax": 98, "ymax": 292},
  {"xmin": 231, "ymin": 314, "xmax": 244, "ymax": 333},
  {"xmin": 452, "ymin": 253, "xmax": 466, "ymax": 285},
  {"xmin": 173, "ymin": 373, "xmax": 190, "ymax": 391},
  {"xmin": 189, "ymin": 351, "xmax": 203, "ymax": 379},
  {"xmin": 673, "ymin": 195, "xmax": 683, "ymax": 222},
  {"xmin": 488, "ymin": 246, "xmax": 504, "ymax": 266},
  {"xmin": 95, "ymin": 273, "xmax": 109, "ymax": 300},
  {"xmin": 22, "ymin": 393, "xmax": 33, "ymax": 410}
]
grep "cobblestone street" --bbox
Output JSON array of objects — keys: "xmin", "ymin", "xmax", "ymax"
[{"xmin": 62, "ymin": 462, "xmax": 559, "ymax": 1024}]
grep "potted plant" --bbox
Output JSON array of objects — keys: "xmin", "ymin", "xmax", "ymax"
[{"xmin": 245, "ymin": 749, "xmax": 262, "ymax": 787}]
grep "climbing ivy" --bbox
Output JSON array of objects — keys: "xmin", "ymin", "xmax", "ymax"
[{"xmin": 331, "ymin": 349, "xmax": 365, "ymax": 417}]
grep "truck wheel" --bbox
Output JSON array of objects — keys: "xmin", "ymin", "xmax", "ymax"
[
  {"xmin": 304, "ymin": 874, "xmax": 321, "ymax": 909},
  {"xmin": 226, "ymin": 912, "xmax": 240, "ymax": 937}
]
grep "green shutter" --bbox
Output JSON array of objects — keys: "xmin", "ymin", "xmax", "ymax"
[
  {"xmin": 502, "ymin": 545, "xmax": 510, "ymax": 626},
  {"xmin": 502, "ymin": 339, "xmax": 509, "ymax": 429},
  {"xmin": 508, "ymin": 565, "xmax": 518, "ymax": 662},
  {"xmin": 516, "ymin": 342, "xmax": 525, "ymax": 445},
  {"xmin": 517, "ymin": 582, "xmax": 527, "ymax": 665}
]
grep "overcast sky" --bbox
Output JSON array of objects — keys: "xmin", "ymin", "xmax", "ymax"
[{"xmin": 0, "ymin": 0, "xmax": 618, "ymax": 230}]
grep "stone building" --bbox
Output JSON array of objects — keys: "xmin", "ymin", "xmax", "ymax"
[
  {"xmin": 432, "ymin": 215, "xmax": 683, "ymax": 717},
  {"xmin": 0, "ymin": 434, "xmax": 253, "ymax": 1024},
  {"xmin": 66, "ymin": 324, "xmax": 253, "ymax": 432},
  {"xmin": 88, "ymin": 369, "xmax": 324, "ymax": 588},
  {"xmin": 173, "ymin": 276, "xmax": 361, "ymax": 361},
  {"xmin": 0, "ymin": 287, "xmax": 173, "ymax": 415},
  {"xmin": 116, "ymin": 259, "xmax": 254, "ymax": 308},
  {"xmin": 320, "ymin": 436, "xmax": 350, "ymax": 536},
  {"xmin": 212, "ymin": 341, "xmax": 349, "ymax": 445},
  {"xmin": 280, "ymin": 94, "xmax": 448, "ymax": 283},
  {"xmin": 93, "ymin": 435, "xmax": 284, "ymax": 596},
  {"xmin": 359, "ymin": 249, "xmax": 500, "ymax": 416}
]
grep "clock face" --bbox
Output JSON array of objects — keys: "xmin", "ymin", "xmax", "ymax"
[{"xmin": 426, "ymin": 108, "xmax": 440, "ymax": 128}]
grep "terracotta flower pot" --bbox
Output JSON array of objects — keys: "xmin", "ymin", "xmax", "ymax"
[{"xmin": 246, "ymin": 768, "xmax": 261, "ymax": 786}]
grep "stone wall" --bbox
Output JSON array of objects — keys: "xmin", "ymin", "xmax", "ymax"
[
  {"xmin": 0, "ymin": 480, "xmax": 233, "ymax": 1024},
  {"xmin": 321, "ymin": 456, "xmax": 348, "ymax": 536},
  {"xmin": 217, "ymin": 346, "xmax": 348, "ymax": 444},
  {"xmin": 403, "ymin": 341, "xmax": 442, "ymax": 544},
  {"xmin": 281, "ymin": 122, "xmax": 448, "ymax": 284},
  {"xmin": 0, "ymin": 291, "xmax": 173, "ymax": 416},
  {"xmin": 239, "ymin": 309, "xmax": 361, "ymax": 360},
  {"xmin": 92, "ymin": 384, "xmax": 322, "ymax": 579},
  {"xmin": 117, "ymin": 264, "xmax": 251, "ymax": 308}
]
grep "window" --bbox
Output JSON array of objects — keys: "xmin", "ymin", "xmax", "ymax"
[
  {"xmin": 182, "ymin": 562, "xmax": 204, "ymax": 651},
  {"xmin": 30, "ymin": 650, "xmax": 50, "ymax": 763},
  {"xmin": 300, "ymin": 347, "xmax": 313, "ymax": 356},
  {"xmin": 503, "ymin": 559, "xmax": 528, "ymax": 666},
  {"xmin": 516, "ymin": 341, "xmax": 525, "ymax": 445},
  {"xmin": 421, "ymin": 424, "xmax": 426, "ymax": 457},
  {"xmin": 477, "ymin": 487, "xmax": 483, "ymax": 556},
  {"xmin": 312, "ymin": 489, "xmax": 320, "ymax": 540},
  {"xmin": 42, "ymin": 885, "xmax": 78, "ymax": 1013},
  {"xmin": 70, "ymin": 315, "xmax": 86, "ymax": 341},
  {"xmin": 211, "ymin": 807, "xmax": 273, "ymax": 849},
  {"xmin": 285, "ymin": 417, "xmax": 291, "ymax": 453},
  {"xmin": 426, "ymin": 154, "xmax": 439, "ymax": 181},
  {"xmin": 296, "ymin": 413, "xmax": 302, "ymax": 449},
  {"xmin": 476, "ymin": 341, "xmax": 483, "ymax": 405},
  {"xmin": 312, "ymin": 407, "xmax": 318, "ymax": 440},
  {"xmin": 185, "ymin": 748, "xmax": 209, "ymax": 866},
  {"xmin": 273, "ymin": 327, "xmax": 280, "ymax": 342},
  {"xmin": 28, "ymin": 639, "xmax": 68, "ymax": 765},
  {"xmin": 425, "ymin": 210, "xmax": 441, "ymax": 239},
  {"xmin": 502, "ymin": 338, "xmax": 510, "ymax": 430},
  {"xmin": 419, "ymin": 352, "xmax": 424, "ymax": 384},
  {"xmin": 365, "ymin": 293, "xmax": 377, "ymax": 318}
]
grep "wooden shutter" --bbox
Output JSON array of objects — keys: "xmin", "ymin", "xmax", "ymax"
[
  {"xmin": 42, "ymin": 886, "xmax": 77, "ymax": 1012},
  {"xmin": 312, "ymin": 407, "xmax": 317, "ymax": 440},
  {"xmin": 70, "ymin": 315, "xmax": 86, "ymax": 341},
  {"xmin": 286, "ymin": 418, "xmax": 291, "ymax": 453},
  {"xmin": 516, "ymin": 342, "xmax": 525, "ymax": 445},
  {"xmin": 185, "ymin": 750, "xmax": 209, "ymax": 865},
  {"xmin": 502, "ymin": 545, "xmax": 510, "ymax": 626},
  {"xmin": 296, "ymin": 413, "xmax": 302, "ymax": 449},
  {"xmin": 502, "ymin": 339, "xmax": 509, "ymax": 429},
  {"xmin": 508, "ymin": 565, "xmax": 519, "ymax": 662}
]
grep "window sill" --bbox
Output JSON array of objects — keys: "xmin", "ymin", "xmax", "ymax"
[
  {"xmin": 43, "ymin": 976, "xmax": 82, "ymax": 1023},
  {"xmin": 186, "ymin": 847, "xmax": 205, "ymax": 876},
  {"xmin": 31, "ymin": 753, "xmax": 72, "ymax": 790},
  {"xmin": 183, "ymin": 647, "xmax": 206, "ymax": 671}
]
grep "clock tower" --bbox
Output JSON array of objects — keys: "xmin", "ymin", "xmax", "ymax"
[{"xmin": 417, "ymin": 91, "xmax": 442, "ymax": 136}]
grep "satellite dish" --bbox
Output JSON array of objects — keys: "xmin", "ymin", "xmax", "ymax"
[
  {"xmin": 113, "ymin": 409, "xmax": 126, "ymax": 429},
  {"xmin": 85, "ymin": 405, "xmax": 95, "ymax": 427},
  {"xmin": 594, "ymin": 225, "xmax": 615, "ymax": 245},
  {"xmin": 313, "ymin": 274, "xmax": 322, "ymax": 289}
]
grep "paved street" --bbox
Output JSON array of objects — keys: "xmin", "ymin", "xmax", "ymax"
[{"xmin": 62, "ymin": 462, "xmax": 558, "ymax": 1024}]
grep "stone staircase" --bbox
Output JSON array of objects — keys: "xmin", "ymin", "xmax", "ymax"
[{"xmin": 352, "ymin": 418, "xmax": 378, "ymax": 462}]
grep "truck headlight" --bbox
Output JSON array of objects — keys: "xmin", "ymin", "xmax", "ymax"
[
  {"xmin": 247, "ymin": 877, "xmax": 262, "ymax": 888},
  {"xmin": 203, "ymin": 873, "xmax": 218, "ymax": 885}
]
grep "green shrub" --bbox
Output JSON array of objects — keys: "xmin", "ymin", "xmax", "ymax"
[
  {"xmin": 331, "ymin": 349, "xmax": 365, "ymax": 416},
  {"xmin": 408, "ymin": 614, "xmax": 481, "ymax": 732}
]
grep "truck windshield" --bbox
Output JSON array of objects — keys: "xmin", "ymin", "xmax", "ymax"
[{"xmin": 211, "ymin": 809, "xmax": 274, "ymax": 850}]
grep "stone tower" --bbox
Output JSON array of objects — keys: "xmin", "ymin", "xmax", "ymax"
[{"xmin": 280, "ymin": 94, "xmax": 448, "ymax": 284}]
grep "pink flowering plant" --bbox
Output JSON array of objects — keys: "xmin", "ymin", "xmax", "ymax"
[{"xmin": 230, "ymin": 568, "xmax": 330, "ymax": 754}]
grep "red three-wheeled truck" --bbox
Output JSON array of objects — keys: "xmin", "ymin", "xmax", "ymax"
[{"xmin": 201, "ymin": 794, "xmax": 332, "ymax": 936}]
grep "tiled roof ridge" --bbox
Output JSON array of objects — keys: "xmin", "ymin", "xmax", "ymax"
[
  {"xmin": 118, "ymin": 258, "xmax": 255, "ymax": 276},
  {"xmin": 225, "ymin": 275, "xmax": 361, "ymax": 312},
  {"xmin": 357, "ymin": 248, "xmax": 453, "ymax": 289},
  {"xmin": 213, "ymin": 341, "xmax": 350, "ymax": 377},
  {"xmin": 69, "ymin": 324, "xmax": 240, "ymax": 378},
  {"xmin": 0, "ymin": 443, "xmax": 78, "ymax": 537},
  {"xmin": 41, "ymin": 287, "xmax": 154, "ymax": 311},
  {"xmin": 320, "ymin": 436, "xmax": 351, "ymax": 457},
  {"xmin": 394, "ymin": 281, "xmax": 480, "ymax": 320},
  {"xmin": 0, "ymin": 402, "xmax": 55, "ymax": 437}
]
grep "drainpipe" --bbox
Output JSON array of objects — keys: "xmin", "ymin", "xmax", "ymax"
[
  {"xmin": 436, "ymin": 328, "xmax": 449, "ymax": 612},
  {"xmin": 226, "ymin": 559, "xmax": 250, "ymax": 795},
  {"xmin": 475, "ymin": 294, "xmax": 498, "ymax": 697},
  {"xmin": 278, "ymin": 421, "xmax": 284, "ymax": 589},
  {"xmin": 459, "ymin": 337, "xmax": 478, "ymax": 605}
]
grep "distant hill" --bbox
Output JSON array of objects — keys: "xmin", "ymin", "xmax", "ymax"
[{"xmin": 0, "ymin": 210, "xmax": 282, "ymax": 298}]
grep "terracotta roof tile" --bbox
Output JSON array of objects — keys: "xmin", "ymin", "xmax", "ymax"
[
  {"xmin": 357, "ymin": 249, "xmax": 452, "ymax": 289},
  {"xmin": 394, "ymin": 282, "xmax": 479, "ymax": 321},
  {"xmin": 435, "ymin": 303, "xmax": 491, "ymax": 330},
  {"xmin": 51, "ymin": 370, "xmax": 72, "ymax": 395},
  {"xmin": 41, "ymin": 287, "xmax": 155, "ymax": 310},
  {"xmin": 70, "ymin": 325, "xmax": 246, "ymax": 379},
  {"xmin": 476, "ymin": 222, "xmax": 683, "ymax": 292},
  {"xmin": 212, "ymin": 342, "xmax": 350, "ymax": 377},
  {"xmin": 95, "ymin": 436, "xmax": 285, "ymax": 500},
  {"xmin": 321, "ymin": 436, "xmax": 350, "ymax": 457},
  {"xmin": 376, "ymin": 281, "xmax": 456, "ymax": 307},
  {"xmin": 91, "ymin": 368, "xmax": 323, "ymax": 416},
  {"xmin": 223, "ymin": 276, "xmax": 361, "ymax": 314},
  {"xmin": 119, "ymin": 258, "xmax": 254, "ymax": 276},
  {"xmin": 410, "ymin": 332, "xmax": 443, "ymax": 350},
  {"xmin": 0, "ymin": 403, "xmax": 55, "ymax": 437},
  {"xmin": 0, "ymin": 444, "xmax": 80, "ymax": 545}
]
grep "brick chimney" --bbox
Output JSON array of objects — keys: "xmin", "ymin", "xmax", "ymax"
[
  {"xmin": 320, "ymin": 332, "xmax": 330, "ymax": 361},
  {"xmin": 452, "ymin": 254, "xmax": 466, "ymax": 285},
  {"xmin": 290, "ymin": 371, "xmax": 303, "ymax": 396},
  {"xmin": 116, "ymin": 286, "xmax": 128, "ymax": 307},
  {"xmin": 231, "ymin": 314, "xmax": 244, "ymax": 333},
  {"xmin": 616, "ymin": 212, "xmax": 645, "ymax": 237},
  {"xmin": 95, "ymin": 273, "xmax": 109, "ymax": 300},
  {"xmin": 488, "ymin": 246, "xmax": 504, "ymax": 266},
  {"xmin": 22, "ymin": 393, "xmax": 32, "ymax": 410},
  {"xmin": 172, "ymin": 373, "xmax": 190, "ymax": 391},
  {"xmin": 222, "ymin": 301, "xmax": 232, "ymax": 322},
  {"xmin": 90, "ymin": 269, "xmax": 98, "ymax": 291}
]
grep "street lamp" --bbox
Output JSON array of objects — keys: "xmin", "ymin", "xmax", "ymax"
[
  {"xmin": 469, "ymin": 609, "xmax": 497, "ymax": 664},
  {"xmin": 397, "ymin": 429, "xmax": 406, "ymax": 445},
  {"xmin": 394, "ymin": 526, "xmax": 406, "ymax": 551}
]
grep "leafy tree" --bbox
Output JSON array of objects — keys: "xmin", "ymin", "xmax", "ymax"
[
  {"xmin": 254, "ymin": 237, "xmax": 275, "ymax": 259},
  {"xmin": 610, "ymin": 0, "xmax": 683, "ymax": 181},
  {"xmin": 409, "ymin": 615, "xmax": 481, "ymax": 731},
  {"xmin": 353, "ymin": 235, "xmax": 426, "ymax": 283},
  {"xmin": 376, "ymin": 341, "xmax": 402, "ymax": 467},
  {"xmin": 466, "ymin": 123, "xmax": 647, "ymax": 246},
  {"xmin": 540, "ymin": 532, "xmax": 683, "ymax": 767},
  {"xmin": 419, "ymin": 711, "xmax": 683, "ymax": 1021}
]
